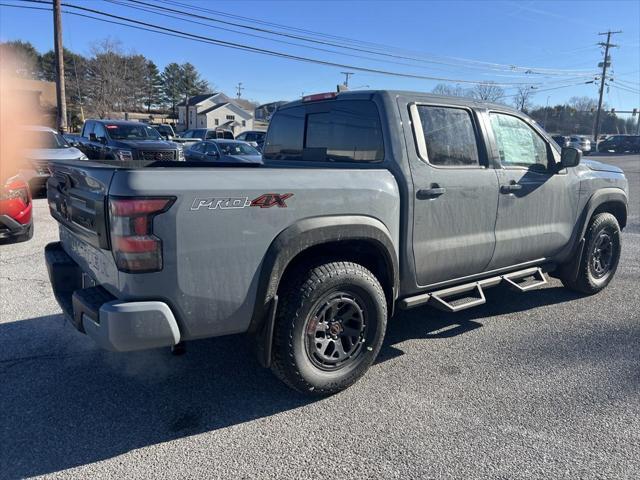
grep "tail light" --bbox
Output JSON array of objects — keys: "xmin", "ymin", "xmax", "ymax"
[
  {"xmin": 0, "ymin": 176, "xmax": 32, "ymax": 225},
  {"xmin": 108, "ymin": 197, "xmax": 174, "ymax": 273}
]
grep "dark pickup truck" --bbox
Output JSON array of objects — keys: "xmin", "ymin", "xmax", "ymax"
[{"xmin": 76, "ymin": 119, "xmax": 184, "ymax": 162}]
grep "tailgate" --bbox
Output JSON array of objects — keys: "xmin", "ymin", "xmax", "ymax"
[{"xmin": 47, "ymin": 160, "xmax": 114, "ymax": 250}]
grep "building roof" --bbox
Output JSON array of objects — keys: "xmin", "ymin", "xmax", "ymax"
[
  {"xmin": 198, "ymin": 103, "xmax": 229, "ymax": 115},
  {"xmin": 177, "ymin": 93, "xmax": 217, "ymax": 107},
  {"xmin": 232, "ymin": 98, "xmax": 258, "ymax": 112}
]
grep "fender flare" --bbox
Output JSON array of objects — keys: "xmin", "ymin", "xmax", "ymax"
[
  {"xmin": 250, "ymin": 215, "xmax": 399, "ymax": 367},
  {"xmin": 577, "ymin": 188, "xmax": 627, "ymax": 239},
  {"xmin": 554, "ymin": 187, "xmax": 627, "ymax": 282}
]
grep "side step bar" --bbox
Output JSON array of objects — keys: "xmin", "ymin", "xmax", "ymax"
[
  {"xmin": 399, "ymin": 267, "xmax": 547, "ymax": 312},
  {"xmin": 502, "ymin": 267, "xmax": 548, "ymax": 292}
]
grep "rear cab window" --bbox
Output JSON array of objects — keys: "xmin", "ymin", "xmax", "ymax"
[{"xmin": 263, "ymin": 100, "xmax": 384, "ymax": 163}]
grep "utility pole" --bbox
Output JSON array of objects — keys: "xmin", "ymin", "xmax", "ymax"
[
  {"xmin": 53, "ymin": 0, "xmax": 67, "ymax": 133},
  {"xmin": 340, "ymin": 71, "xmax": 354, "ymax": 87},
  {"xmin": 236, "ymin": 82, "xmax": 244, "ymax": 98},
  {"xmin": 593, "ymin": 30, "xmax": 621, "ymax": 141}
]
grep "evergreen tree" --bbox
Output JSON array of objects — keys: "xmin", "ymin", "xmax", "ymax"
[{"xmin": 162, "ymin": 62, "xmax": 183, "ymax": 118}]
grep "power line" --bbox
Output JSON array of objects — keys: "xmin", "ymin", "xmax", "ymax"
[
  {"xmin": 156, "ymin": 0, "xmax": 598, "ymax": 76},
  {"xmin": 123, "ymin": 0, "xmax": 596, "ymax": 77},
  {"xmin": 0, "ymin": 0, "xmax": 606, "ymax": 99},
  {"xmin": 104, "ymin": 0, "xmax": 530, "ymax": 78},
  {"xmin": 10, "ymin": 0, "xmax": 554, "ymax": 87},
  {"xmin": 610, "ymin": 83, "xmax": 640, "ymax": 95}
]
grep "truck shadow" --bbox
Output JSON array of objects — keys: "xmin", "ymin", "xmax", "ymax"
[
  {"xmin": 0, "ymin": 285, "xmax": 582, "ymax": 478},
  {"xmin": 377, "ymin": 284, "xmax": 584, "ymax": 362}
]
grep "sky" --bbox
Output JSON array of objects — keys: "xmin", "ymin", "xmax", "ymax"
[{"xmin": 1, "ymin": 0, "xmax": 639, "ymax": 110}]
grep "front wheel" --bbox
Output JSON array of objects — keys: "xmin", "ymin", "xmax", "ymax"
[
  {"xmin": 560, "ymin": 213, "xmax": 621, "ymax": 294},
  {"xmin": 271, "ymin": 261, "xmax": 387, "ymax": 395}
]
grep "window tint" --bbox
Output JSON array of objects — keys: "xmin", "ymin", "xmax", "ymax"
[
  {"xmin": 206, "ymin": 131, "xmax": 217, "ymax": 139},
  {"xmin": 191, "ymin": 142, "xmax": 204, "ymax": 153},
  {"xmin": 416, "ymin": 106, "xmax": 480, "ymax": 166},
  {"xmin": 263, "ymin": 101, "xmax": 383, "ymax": 162},
  {"xmin": 263, "ymin": 106, "xmax": 304, "ymax": 161},
  {"xmin": 205, "ymin": 143, "xmax": 218, "ymax": 154},
  {"xmin": 489, "ymin": 113, "xmax": 549, "ymax": 170}
]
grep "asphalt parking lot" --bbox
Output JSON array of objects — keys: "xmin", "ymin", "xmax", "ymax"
[{"xmin": 1, "ymin": 154, "xmax": 638, "ymax": 479}]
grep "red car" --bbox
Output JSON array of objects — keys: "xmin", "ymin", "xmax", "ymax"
[{"xmin": 0, "ymin": 175, "xmax": 33, "ymax": 242}]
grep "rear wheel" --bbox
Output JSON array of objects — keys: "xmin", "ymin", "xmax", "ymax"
[
  {"xmin": 271, "ymin": 261, "xmax": 387, "ymax": 395},
  {"xmin": 560, "ymin": 213, "xmax": 621, "ymax": 294}
]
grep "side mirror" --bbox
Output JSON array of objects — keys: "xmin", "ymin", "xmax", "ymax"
[
  {"xmin": 559, "ymin": 147, "xmax": 581, "ymax": 169},
  {"xmin": 205, "ymin": 151, "xmax": 219, "ymax": 159},
  {"xmin": 89, "ymin": 133, "xmax": 97, "ymax": 142}
]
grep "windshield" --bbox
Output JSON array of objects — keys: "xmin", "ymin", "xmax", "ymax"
[
  {"xmin": 217, "ymin": 142, "xmax": 260, "ymax": 156},
  {"xmin": 155, "ymin": 126, "xmax": 172, "ymax": 135},
  {"xmin": 33, "ymin": 131, "xmax": 69, "ymax": 149},
  {"xmin": 105, "ymin": 124, "xmax": 162, "ymax": 140}
]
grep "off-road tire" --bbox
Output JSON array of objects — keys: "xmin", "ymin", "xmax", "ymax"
[
  {"xmin": 271, "ymin": 261, "xmax": 387, "ymax": 395},
  {"xmin": 560, "ymin": 213, "xmax": 621, "ymax": 294}
]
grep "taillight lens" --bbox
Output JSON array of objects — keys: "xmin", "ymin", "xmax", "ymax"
[
  {"xmin": 0, "ymin": 178, "xmax": 30, "ymax": 206},
  {"xmin": 109, "ymin": 197, "xmax": 174, "ymax": 273}
]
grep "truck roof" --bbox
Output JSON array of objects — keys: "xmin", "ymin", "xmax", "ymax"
[
  {"xmin": 86, "ymin": 119, "xmax": 147, "ymax": 126},
  {"xmin": 280, "ymin": 89, "xmax": 521, "ymax": 115}
]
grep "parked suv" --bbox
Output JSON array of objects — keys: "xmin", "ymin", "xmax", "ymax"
[
  {"xmin": 598, "ymin": 135, "xmax": 640, "ymax": 153},
  {"xmin": 45, "ymin": 90, "xmax": 628, "ymax": 395},
  {"xmin": 76, "ymin": 120, "xmax": 184, "ymax": 161}
]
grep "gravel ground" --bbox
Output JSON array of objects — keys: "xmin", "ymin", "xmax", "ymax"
[{"xmin": 1, "ymin": 154, "xmax": 638, "ymax": 479}]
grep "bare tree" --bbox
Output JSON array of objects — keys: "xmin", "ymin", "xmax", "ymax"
[
  {"xmin": 432, "ymin": 83, "xmax": 469, "ymax": 97},
  {"xmin": 568, "ymin": 96, "xmax": 598, "ymax": 112},
  {"xmin": 513, "ymin": 86, "xmax": 535, "ymax": 112},
  {"xmin": 470, "ymin": 82, "xmax": 504, "ymax": 102}
]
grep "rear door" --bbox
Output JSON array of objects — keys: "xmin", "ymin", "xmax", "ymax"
[
  {"xmin": 485, "ymin": 111, "xmax": 579, "ymax": 269},
  {"xmin": 407, "ymin": 103, "xmax": 500, "ymax": 286}
]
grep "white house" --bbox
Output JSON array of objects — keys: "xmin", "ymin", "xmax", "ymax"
[{"xmin": 177, "ymin": 93, "xmax": 254, "ymax": 134}]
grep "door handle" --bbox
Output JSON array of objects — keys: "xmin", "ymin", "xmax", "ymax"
[
  {"xmin": 500, "ymin": 182, "xmax": 523, "ymax": 194},
  {"xmin": 417, "ymin": 185, "xmax": 446, "ymax": 199}
]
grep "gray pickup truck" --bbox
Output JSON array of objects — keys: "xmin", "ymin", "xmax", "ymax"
[{"xmin": 45, "ymin": 90, "xmax": 628, "ymax": 395}]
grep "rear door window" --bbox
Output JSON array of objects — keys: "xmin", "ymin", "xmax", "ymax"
[
  {"xmin": 264, "ymin": 100, "xmax": 383, "ymax": 163},
  {"xmin": 414, "ymin": 106, "xmax": 480, "ymax": 167}
]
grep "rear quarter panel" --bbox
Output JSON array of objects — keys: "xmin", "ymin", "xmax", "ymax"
[{"xmin": 109, "ymin": 167, "xmax": 400, "ymax": 339}]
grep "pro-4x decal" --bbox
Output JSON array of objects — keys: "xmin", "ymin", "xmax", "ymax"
[{"xmin": 191, "ymin": 193, "xmax": 293, "ymax": 211}]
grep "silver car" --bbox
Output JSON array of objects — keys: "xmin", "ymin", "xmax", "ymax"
[
  {"xmin": 23, "ymin": 126, "xmax": 87, "ymax": 191},
  {"xmin": 568, "ymin": 135, "xmax": 591, "ymax": 155}
]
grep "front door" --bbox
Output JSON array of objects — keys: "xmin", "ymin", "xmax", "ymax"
[
  {"xmin": 485, "ymin": 111, "xmax": 579, "ymax": 269},
  {"xmin": 407, "ymin": 103, "xmax": 500, "ymax": 286}
]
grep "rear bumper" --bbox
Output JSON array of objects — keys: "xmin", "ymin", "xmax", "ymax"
[
  {"xmin": 0, "ymin": 215, "xmax": 32, "ymax": 240},
  {"xmin": 45, "ymin": 241, "xmax": 181, "ymax": 351}
]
